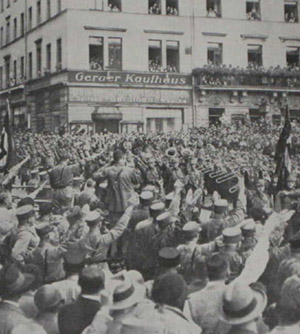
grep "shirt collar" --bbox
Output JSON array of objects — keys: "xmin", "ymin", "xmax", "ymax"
[
  {"xmin": 2, "ymin": 300, "xmax": 20, "ymax": 308},
  {"xmin": 81, "ymin": 294, "xmax": 100, "ymax": 302}
]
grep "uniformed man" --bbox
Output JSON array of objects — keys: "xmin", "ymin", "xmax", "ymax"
[{"xmin": 11, "ymin": 205, "xmax": 40, "ymax": 264}]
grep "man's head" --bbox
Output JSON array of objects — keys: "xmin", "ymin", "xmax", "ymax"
[
  {"xmin": 78, "ymin": 266, "xmax": 105, "ymax": 295},
  {"xmin": 287, "ymin": 175, "xmax": 296, "ymax": 190},
  {"xmin": 207, "ymin": 254, "xmax": 230, "ymax": 281},
  {"xmin": 113, "ymin": 150, "xmax": 125, "ymax": 166},
  {"xmin": 16, "ymin": 205, "xmax": 36, "ymax": 226},
  {"xmin": 255, "ymin": 179, "xmax": 265, "ymax": 194}
]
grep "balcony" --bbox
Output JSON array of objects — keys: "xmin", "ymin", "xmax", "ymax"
[{"xmin": 192, "ymin": 65, "xmax": 300, "ymax": 90}]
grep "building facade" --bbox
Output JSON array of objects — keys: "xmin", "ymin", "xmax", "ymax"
[{"xmin": 0, "ymin": 0, "xmax": 300, "ymax": 133}]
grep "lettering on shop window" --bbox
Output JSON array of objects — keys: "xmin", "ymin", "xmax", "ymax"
[
  {"xmin": 69, "ymin": 71, "xmax": 191, "ymax": 86},
  {"xmin": 69, "ymin": 87, "xmax": 192, "ymax": 104}
]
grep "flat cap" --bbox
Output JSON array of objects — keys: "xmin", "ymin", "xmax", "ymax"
[
  {"xmin": 140, "ymin": 191, "xmax": 154, "ymax": 206},
  {"xmin": 156, "ymin": 212, "xmax": 172, "ymax": 228},
  {"xmin": 223, "ymin": 227, "xmax": 242, "ymax": 244},
  {"xmin": 183, "ymin": 221, "xmax": 201, "ymax": 239},
  {"xmin": 158, "ymin": 247, "xmax": 180, "ymax": 268},
  {"xmin": 85, "ymin": 211, "xmax": 102, "ymax": 226}
]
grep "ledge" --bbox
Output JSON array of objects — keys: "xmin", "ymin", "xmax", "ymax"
[
  {"xmin": 202, "ymin": 32, "xmax": 227, "ymax": 37},
  {"xmin": 144, "ymin": 29, "xmax": 184, "ymax": 35},
  {"xmin": 84, "ymin": 26, "xmax": 127, "ymax": 32},
  {"xmin": 279, "ymin": 36, "xmax": 300, "ymax": 42},
  {"xmin": 240, "ymin": 34, "xmax": 268, "ymax": 41}
]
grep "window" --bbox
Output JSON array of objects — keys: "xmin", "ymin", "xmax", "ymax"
[
  {"xmin": 108, "ymin": 0, "xmax": 121, "ymax": 12},
  {"xmin": 149, "ymin": 0, "xmax": 161, "ymax": 14},
  {"xmin": 6, "ymin": 17, "xmax": 10, "ymax": 44},
  {"xmin": 13, "ymin": 17, "xmax": 17, "ymax": 39},
  {"xmin": 166, "ymin": 0, "xmax": 178, "ymax": 15},
  {"xmin": 287, "ymin": 46, "xmax": 300, "ymax": 68},
  {"xmin": 108, "ymin": 38, "xmax": 122, "ymax": 70},
  {"xmin": 149, "ymin": 40, "xmax": 162, "ymax": 72},
  {"xmin": 246, "ymin": 0, "xmax": 260, "ymax": 20},
  {"xmin": 248, "ymin": 44, "xmax": 262, "ymax": 67},
  {"xmin": 57, "ymin": 0, "xmax": 61, "ymax": 12},
  {"xmin": 285, "ymin": 1, "xmax": 298, "ymax": 22},
  {"xmin": 36, "ymin": 40, "xmax": 42, "ymax": 75},
  {"xmin": 47, "ymin": 0, "xmax": 51, "ymax": 19},
  {"xmin": 89, "ymin": 37, "xmax": 103, "ymax": 70},
  {"xmin": 28, "ymin": 52, "xmax": 33, "ymax": 78},
  {"xmin": 20, "ymin": 13, "xmax": 24, "ymax": 35},
  {"xmin": 166, "ymin": 41, "xmax": 179, "ymax": 72},
  {"xmin": 0, "ymin": 66, "xmax": 2, "ymax": 89},
  {"xmin": 4, "ymin": 57, "xmax": 10, "ymax": 87},
  {"xmin": 20, "ymin": 55, "xmax": 24, "ymax": 79},
  {"xmin": 207, "ymin": 43, "xmax": 222, "ymax": 65},
  {"xmin": 206, "ymin": 0, "xmax": 221, "ymax": 17},
  {"xmin": 56, "ymin": 38, "xmax": 62, "ymax": 70},
  {"xmin": 28, "ymin": 7, "xmax": 33, "ymax": 30},
  {"xmin": 37, "ymin": 1, "xmax": 41, "ymax": 25},
  {"xmin": 13, "ymin": 59, "xmax": 17, "ymax": 82},
  {"xmin": 0, "ymin": 27, "xmax": 3, "ymax": 47},
  {"xmin": 46, "ymin": 43, "xmax": 51, "ymax": 72},
  {"xmin": 209, "ymin": 108, "xmax": 224, "ymax": 126}
]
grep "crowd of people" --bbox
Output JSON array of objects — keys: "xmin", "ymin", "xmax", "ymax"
[
  {"xmin": 193, "ymin": 63, "xmax": 300, "ymax": 88},
  {"xmin": 1, "ymin": 121, "xmax": 300, "ymax": 333}
]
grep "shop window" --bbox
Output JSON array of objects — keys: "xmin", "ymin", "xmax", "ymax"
[
  {"xmin": 285, "ymin": 1, "xmax": 298, "ymax": 22},
  {"xmin": 108, "ymin": 0, "xmax": 121, "ymax": 12},
  {"xmin": 6, "ymin": 16, "xmax": 10, "ymax": 44},
  {"xmin": 207, "ymin": 43, "xmax": 222, "ymax": 65},
  {"xmin": 246, "ymin": 0, "xmax": 260, "ymax": 20},
  {"xmin": 13, "ymin": 17, "xmax": 17, "ymax": 40},
  {"xmin": 37, "ymin": 0, "xmax": 41, "ymax": 25},
  {"xmin": 166, "ymin": 41, "xmax": 179, "ymax": 72},
  {"xmin": 20, "ymin": 12, "xmax": 24, "ymax": 35},
  {"xmin": 47, "ymin": 0, "xmax": 51, "ymax": 19},
  {"xmin": 89, "ymin": 37, "xmax": 103, "ymax": 70},
  {"xmin": 272, "ymin": 114, "xmax": 281, "ymax": 125},
  {"xmin": 206, "ymin": 0, "xmax": 221, "ymax": 17},
  {"xmin": 46, "ymin": 43, "xmax": 51, "ymax": 72},
  {"xmin": 149, "ymin": 40, "xmax": 162, "ymax": 72},
  {"xmin": 108, "ymin": 38, "xmax": 122, "ymax": 70},
  {"xmin": 28, "ymin": 52, "xmax": 33, "ymax": 79},
  {"xmin": 209, "ymin": 108, "xmax": 224, "ymax": 126},
  {"xmin": 56, "ymin": 38, "xmax": 62, "ymax": 70},
  {"xmin": 290, "ymin": 109, "xmax": 300, "ymax": 122},
  {"xmin": 166, "ymin": 0, "xmax": 178, "ymax": 15},
  {"xmin": 287, "ymin": 46, "xmax": 300, "ymax": 68},
  {"xmin": 28, "ymin": 7, "xmax": 32, "ymax": 30},
  {"xmin": 249, "ymin": 108, "xmax": 263, "ymax": 123},
  {"xmin": 149, "ymin": 0, "xmax": 161, "ymax": 14},
  {"xmin": 248, "ymin": 44, "xmax": 262, "ymax": 67},
  {"xmin": 36, "ymin": 40, "xmax": 42, "ymax": 76}
]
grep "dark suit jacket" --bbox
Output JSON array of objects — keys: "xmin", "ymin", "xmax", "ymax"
[
  {"xmin": 0, "ymin": 302, "xmax": 29, "ymax": 334},
  {"xmin": 58, "ymin": 296, "xmax": 101, "ymax": 334}
]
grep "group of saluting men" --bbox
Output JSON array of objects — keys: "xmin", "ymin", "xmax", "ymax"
[{"xmin": 0, "ymin": 123, "xmax": 300, "ymax": 334}]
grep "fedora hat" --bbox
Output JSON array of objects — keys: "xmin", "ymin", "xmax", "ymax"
[
  {"xmin": 0, "ymin": 263, "xmax": 35, "ymax": 297},
  {"xmin": 219, "ymin": 281, "xmax": 267, "ymax": 325},
  {"xmin": 110, "ymin": 271, "xmax": 146, "ymax": 311}
]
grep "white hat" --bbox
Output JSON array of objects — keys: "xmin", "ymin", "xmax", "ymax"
[{"xmin": 219, "ymin": 281, "xmax": 267, "ymax": 325}]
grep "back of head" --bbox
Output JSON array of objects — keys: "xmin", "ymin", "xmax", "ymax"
[
  {"xmin": 78, "ymin": 265, "xmax": 105, "ymax": 295},
  {"xmin": 152, "ymin": 273, "xmax": 187, "ymax": 310},
  {"xmin": 113, "ymin": 150, "xmax": 124, "ymax": 163},
  {"xmin": 207, "ymin": 254, "xmax": 229, "ymax": 281}
]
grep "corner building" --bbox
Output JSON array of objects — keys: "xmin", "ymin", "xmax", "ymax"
[{"xmin": 0, "ymin": 0, "xmax": 299, "ymax": 132}]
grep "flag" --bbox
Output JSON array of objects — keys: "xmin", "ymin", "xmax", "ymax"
[
  {"xmin": 275, "ymin": 104, "xmax": 292, "ymax": 190},
  {"xmin": 0, "ymin": 99, "xmax": 18, "ymax": 173}
]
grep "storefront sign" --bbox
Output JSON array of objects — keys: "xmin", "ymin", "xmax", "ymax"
[
  {"xmin": 69, "ymin": 87, "xmax": 192, "ymax": 105},
  {"xmin": 68, "ymin": 71, "xmax": 192, "ymax": 87}
]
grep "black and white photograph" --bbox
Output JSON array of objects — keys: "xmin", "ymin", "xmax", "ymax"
[{"xmin": 0, "ymin": 0, "xmax": 300, "ymax": 333}]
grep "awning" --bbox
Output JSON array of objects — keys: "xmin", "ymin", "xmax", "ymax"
[{"xmin": 92, "ymin": 107, "xmax": 122, "ymax": 121}]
